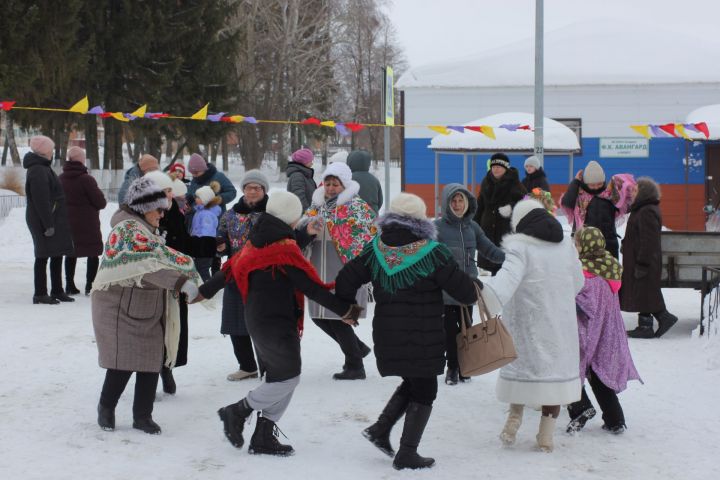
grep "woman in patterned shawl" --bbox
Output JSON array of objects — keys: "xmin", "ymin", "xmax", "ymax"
[
  {"xmin": 91, "ymin": 177, "xmax": 201, "ymax": 435},
  {"xmin": 566, "ymin": 227, "xmax": 642, "ymax": 435},
  {"xmin": 298, "ymin": 162, "xmax": 377, "ymax": 380}
]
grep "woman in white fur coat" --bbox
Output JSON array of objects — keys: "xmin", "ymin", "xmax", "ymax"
[{"xmin": 481, "ymin": 199, "xmax": 584, "ymax": 452}]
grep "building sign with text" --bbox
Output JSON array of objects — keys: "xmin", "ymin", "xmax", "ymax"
[{"xmin": 599, "ymin": 138, "xmax": 649, "ymax": 158}]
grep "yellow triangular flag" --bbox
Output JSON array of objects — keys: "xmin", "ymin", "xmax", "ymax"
[
  {"xmin": 675, "ymin": 123, "xmax": 691, "ymax": 140},
  {"xmin": 480, "ymin": 125, "xmax": 496, "ymax": 140},
  {"xmin": 191, "ymin": 103, "xmax": 209, "ymax": 120},
  {"xmin": 630, "ymin": 125, "xmax": 651, "ymax": 139},
  {"xmin": 428, "ymin": 126, "xmax": 450, "ymax": 135},
  {"xmin": 130, "ymin": 104, "xmax": 147, "ymax": 118},
  {"xmin": 320, "ymin": 120, "xmax": 336, "ymax": 128},
  {"xmin": 229, "ymin": 115, "xmax": 244, "ymax": 123},
  {"xmin": 69, "ymin": 96, "xmax": 89, "ymax": 114},
  {"xmin": 110, "ymin": 112, "xmax": 130, "ymax": 122}
]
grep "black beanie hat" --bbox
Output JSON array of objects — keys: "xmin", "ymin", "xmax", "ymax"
[{"xmin": 489, "ymin": 152, "xmax": 510, "ymax": 170}]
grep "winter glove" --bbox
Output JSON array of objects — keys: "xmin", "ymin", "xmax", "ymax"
[
  {"xmin": 180, "ymin": 281, "xmax": 200, "ymax": 303},
  {"xmin": 634, "ymin": 266, "xmax": 648, "ymax": 280},
  {"xmin": 342, "ymin": 304, "xmax": 364, "ymax": 326},
  {"xmin": 43, "ymin": 227, "xmax": 55, "ymax": 237},
  {"xmin": 498, "ymin": 204, "xmax": 512, "ymax": 218}
]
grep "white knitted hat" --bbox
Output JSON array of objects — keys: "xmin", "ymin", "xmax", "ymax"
[
  {"xmin": 171, "ymin": 179, "xmax": 187, "ymax": 197},
  {"xmin": 583, "ymin": 161, "xmax": 606, "ymax": 184},
  {"xmin": 389, "ymin": 192, "xmax": 427, "ymax": 220},
  {"xmin": 125, "ymin": 177, "xmax": 170, "ymax": 214},
  {"xmin": 195, "ymin": 186, "xmax": 215, "ymax": 206},
  {"xmin": 267, "ymin": 191, "xmax": 303, "ymax": 226},
  {"xmin": 143, "ymin": 170, "xmax": 174, "ymax": 192},
  {"xmin": 511, "ymin": 198, "xmax": 545, "ymax": 232},
  {"xmin": 321, "ymin": 161, "xmax": 353, "ymax": 186},
  {"xmin": 524, "ymin": 155, "xmax": 541, "ymax": 170}
]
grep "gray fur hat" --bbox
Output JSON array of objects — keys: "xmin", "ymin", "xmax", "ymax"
[{"xmin": 124, "ymin": 177, "xmax": 170, "ymax": 214}]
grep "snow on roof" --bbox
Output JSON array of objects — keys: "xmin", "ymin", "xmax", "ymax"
[
  {"xmin": 429, "ymin": 112, "xmax": 580, "ymax": 151},
  {"xmin": 686, "ymin": 104, "xmax": 720, "ymax": 140},
  {"xmin": 397, "ymin": 19, "xmax": 720, "ymax": 89}
]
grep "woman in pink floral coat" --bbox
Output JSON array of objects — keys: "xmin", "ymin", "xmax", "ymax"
[{"xmin": 298, "ymin": 162, "xmax": 377, "ymax": 380}]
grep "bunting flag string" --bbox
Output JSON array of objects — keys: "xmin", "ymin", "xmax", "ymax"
[{"xmin": 2, "ymin": 95, "xmax": 713, "ymax": 141}]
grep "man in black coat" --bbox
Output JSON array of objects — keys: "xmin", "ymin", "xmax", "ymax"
[
  {"xmin": 620, "ymin": 177, "xmax": 678, "ymax": 338},
  {"xmin": 474, "ymin": 153, "xmax": 526, "ymax": 273},
  {"xmin": 24, "ymin": 136, "xmax": 75, "ymax": 304}
]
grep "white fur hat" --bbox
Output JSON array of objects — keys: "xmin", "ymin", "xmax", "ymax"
[
  {"xmin": 329, "ymin": 150, "xmax": 349, "ymax": 164},
  {"xmin": 195, "ymin": 186, "xmax": 215, "ymax": 206},
  {"xmin": 125, "ymin": 177, "xmax": 170, "ymax": 214},
  {"xmin": 321, "ymin": 161, "xmax": 353, "ymax": 187},
  {"xmin": 143, "ymin": 170, "xmax": 174, "ymax": 192},
  {"xmin": 389, "ymin": 192, "xmax": 427, "ymax": 220},
  {"xmin": 583, "ymin": 160, "xmax": 606, "ymax": 184},
  {"xmin": 267, "ymin": 191, "xmax": 303, "ymax": 226},
  {"xmin": 171, "ymin": 179, "xmax": 187, "ymax": 197},
  {"xmin": 511, "ymin": 198, "xmax": 545, "ymax": 232}
]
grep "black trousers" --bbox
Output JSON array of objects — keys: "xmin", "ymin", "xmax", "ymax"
[
  {"xmin": 312, "ymin": 318, "xmax": 366, "ymax": 370},
  {"xmin": 99, "ymin": 369, "xmax": 159, "ymax": 419},
  {"xmin": 230, "ymin": 334, "xmax": 258, "ymax": 372},
  {"xmin": 567, "ymin": 369, "xmax": 625, "ymax": 428},
  {"xmin": 397, "ymin": 377, "xmax": 438, "ymax": 406},
  {"xmin": 444, "ymin": 305, "xmax": 473, "ymax": 370},
  {"xmin": 64, "ymin": 256, "xmax": 99, "ymax": 290},
  {"xmin": 34, "ymin": 257, "xmax": 63, "ymax": 296}
]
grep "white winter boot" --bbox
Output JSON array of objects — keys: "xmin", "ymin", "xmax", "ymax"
[
  {"xmin": 500, "ymin": 404, "xmax": 524, "ymax": 445},
  {"xmin": 227, "ymin": 369, "xmax": 259, "ymax": 381},
  {"xmin": 536, "ymin": 414, "xmax": 557, "ymax": 452}
]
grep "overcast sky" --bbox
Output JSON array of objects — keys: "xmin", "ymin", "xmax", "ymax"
[{"xmin": 388, "ymin": 0, "xmax": 720, "ymax": 69}]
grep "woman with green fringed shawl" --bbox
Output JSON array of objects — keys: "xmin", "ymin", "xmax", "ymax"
[{"xmin": 335, "ymin": 193, "xmax": 481, "ymax": 471}]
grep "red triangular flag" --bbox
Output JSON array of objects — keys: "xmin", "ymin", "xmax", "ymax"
[
  {"xmin": 1, "ymin": 101, "xmax": 16, "ymax": 111},
  {"xmin": 344, "ymin": 122, "xmax": 365, "ymax": 132},
  {"xmin": 659, "ymin": 123, "xmax": 677, "ymax": 137},
  {"xmin": 301, "ymin": 117, "xmax": 321, "ymax": 126},
  {"xmin": 695, "ymin": 122, "xmax": 710, "ymax": 139},
  {"xmin": 465, "ymin": 126, "xmax": 484, "ymax": 133},
  {"xmin": 99, "ymin": 113, "xmax": 113, "ymax": 118},
  {"xmin": 518, "ymin": 125, "xmax": 532, "ymax": 131}
]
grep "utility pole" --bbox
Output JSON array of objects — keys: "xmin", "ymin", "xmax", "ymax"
[{"xmin": 534, "ymin": 0, "xmax": 544, "ymax": 166}]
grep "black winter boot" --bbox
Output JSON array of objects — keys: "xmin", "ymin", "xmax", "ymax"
[
  {"xmin": 248, "ymin": 414, "xmax": 295, "ymax": 456},
  {"xmin": 51, "ymin": 291, "xmax": 75, "ymax": 303},
  {"xmin": 654, "ymin": 310, "xmax": 678, "ymax": 338},
  {"xmin": 133, "ymin": 417, "xmax": 162, "ymax": 434},
  {"xmin": 627, "ymin": 314, "xmax": 654, "ymax": 339},
  {"xmin": 33, "ymin": 295, "xmax": 60, "ymax": 305},
  {"xmin": 160, "ymin": 367, "xmax": 176, "ymax": 395},
  {"xmin": 444, "ymin": 368, "xmax": 459, "ymax": 386},
  {"xmin": 333, "ymin": 367, "xmax": 366, "ymax": 380},
  {"xmin": 218, "ymin": 398, "xmax": 253, "ymax": 448},
  {"xmin": 66, "ymin": 283, "xmax": 81, "ymax": 295},
  {"xmin": 97, "ymin": 403, "xmax": 115, "ymax": 431},
  {"xmin": 362, "ymin": 386, "xmax": 410, "ymax": 457},
  {"xmin": 392, "ymin": 402, "xmax": 435, "ymax": 470}
]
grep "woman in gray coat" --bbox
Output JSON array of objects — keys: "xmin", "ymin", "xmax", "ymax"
[{"xmin": 92, "ymin": 177, "xmax": 201, "ymax": 435}]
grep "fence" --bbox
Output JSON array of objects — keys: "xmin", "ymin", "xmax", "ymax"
[
  {"xmin": 701, "ymin": 266, "xmax": 720, "ymax": 337},
  {"xmin": 0, "ymin": 188, "xmax": 119, "ymax": 220}
]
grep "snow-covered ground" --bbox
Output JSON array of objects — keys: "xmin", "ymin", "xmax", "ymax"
[{"xmin": 1, "ymin": 172, "xmax": 719, "ymax": 480}]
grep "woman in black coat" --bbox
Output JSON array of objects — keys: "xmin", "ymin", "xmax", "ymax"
[
  {"xmin": 474, "ymin": 153, "xmax": 526, "ymax": 273},
  {"xmin": 59, "ymin": 147, "xmax": 107, "ymax": 296},
  {"xmin": 521, "ymin": 155, "xmax": 551, "ymax": 192},
  {"xmin": 335, "ymin": 193, "xmax": 480, "ymax": 471},
  {"xmin": 24, "ymin": 136, "xmax": 75, "ymax": 304},
  {"xmin": 620, "ymin": 177, "xmax": 678, "ymax": 338}
]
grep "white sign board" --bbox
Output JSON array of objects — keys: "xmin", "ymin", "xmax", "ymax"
[{"xmin": 599, "ymin": 138, "xmax": 649, "ymax": 158}]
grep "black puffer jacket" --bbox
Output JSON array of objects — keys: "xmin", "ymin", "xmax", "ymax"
[
  {"xmin": 23, "ymin": 152, "xmax": 74, "ymax": 258},
  {"xmin": 286, "ymin": 162, "xmax": 317, "ymax": 211},
  {"xmin": 335, "ymin": 213, "xmax": 480, "ymax": 378}
]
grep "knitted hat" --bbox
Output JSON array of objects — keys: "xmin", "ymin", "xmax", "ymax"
[
  {"xmin": 241, "ymin": 169, "xmax": 269, "ymax": 192},
  {"xmin": 510, "ymin": 198, "xmax": 544, "ymax": 232},
  {"xmin": 138, "ymin": 154, "xmax": 159, "ymax": 173},
  {"xmin": 389, "ymin": 192, "xmax": 427, "ymax": 220},
  {"xmin": 188, "ymin": 153, "xmax": 208, "ymax": 175},
  {"xmin": 329, "ymin": 150, "xmax": 348, "ymax": 164},
  {"xmin": 169, "ymin": 162, "xmax": 186, "ymax": 178},
  {"xmin": 321, "ymin": 162, "xmax": 352, "ymax": 187},
  {"xmin": 29, "ymin": 135, "xmax": 55, "ymax": 160},
  {"xmin": 583, "ymin": 161, "xmax": 606, "ymax": 184},
  {"xmin": 143, "ymin": 170, "xmax": 175, "ymax": 192},
  {"xmin": 171, "ymin": 178, "xmax": 187, "ymax": 197},
  {"xmin": 290, "ymin": 148, "xmax": 314, "ymax": 167},
  {"xmin": 195, "ymin": 186, "xmax": 215, "ymax": 206},
  {"xmin": 489, "ymin": 152, "xmax": 510, "ymax": 170},
  {"xmin": 67, "ymin": 146, "xmax": 86, "ymax": 164},
  {"xmin": 125, "ymin": 176, "xmax": 170, "ymax": 214},
  {"xmin": 266, "ymin": 191, "xmax": 303, "ymax": 226},
  {"xmin": 524, "ymin": 155, "xmax": 540, "ymax": 170}
]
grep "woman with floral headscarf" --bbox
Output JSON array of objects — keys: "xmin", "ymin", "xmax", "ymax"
[{"xmin": 566, "ymin": 227, "xmax": 642, "ymax": 435}]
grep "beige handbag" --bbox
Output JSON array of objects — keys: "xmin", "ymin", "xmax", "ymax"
[{"xmin": 456, "ymin": 284, "xmax": 517, "ymax": 376}]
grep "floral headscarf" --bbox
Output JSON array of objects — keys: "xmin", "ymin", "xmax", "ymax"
[
  {"xmin": 524, "ymin": 187, "xmax": 556, "ymax": 214},
  {"xmin": 576, "ymin": 227, "xmax": 622, "ymax": 281}
]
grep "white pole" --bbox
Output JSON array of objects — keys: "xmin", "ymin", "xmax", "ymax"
[{"xmin": 534, "ymin": 0, "xmax": 544, "ymax": 167}]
